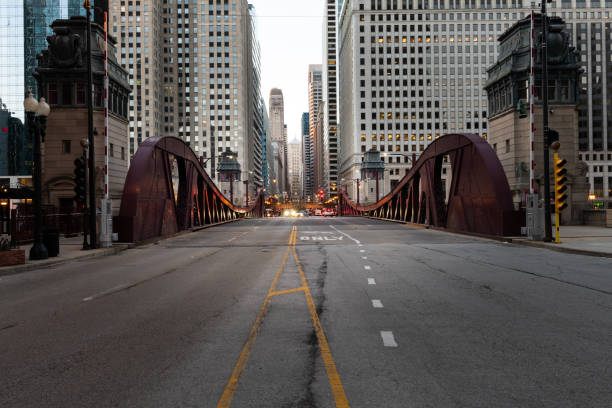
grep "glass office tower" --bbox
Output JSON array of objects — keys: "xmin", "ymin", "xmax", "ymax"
[{"xmin": 0, "ymin": 0, "xmax": 84, "ymax": 177}]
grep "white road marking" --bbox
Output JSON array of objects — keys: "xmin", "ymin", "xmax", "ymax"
[
  {"xmin": 361, "ymin": 256, "xmax": 368, "ymax": 260},
  {"xmin": 360, "ymin": 250, "xmax": 365, "ymax": 253},
  {"xmin": 381, "ymin": 331, "xmax": 398, "ymax": 347},
  {"xmin": 364, "ymin": 265, "xmax": 371, "ymax": 270},
  {"xmin": 82, "ymin": 283, "xmax": 128, "ymax": 302},
  {"xmin": 330, "ymin": 225, "xmax": 361, "ymax": 245},
  {"xmin": 372, "ymin": 299, "xmax": 384, "ymax": 308},
  {"xmin": 368, "ymin": 278, "xmax": 376, "ymax": 285}
]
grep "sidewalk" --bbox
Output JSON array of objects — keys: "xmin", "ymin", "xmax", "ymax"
[
  {"xmin": 0, "ymin": 218, "xmax": 245, "ymax": 276},
  {"xmin": 511, "ymin": 225, "xmax": 612, "ymax": 258},
  {"xmin": 0, "ymin": 235, "xmax": 129, "ymax": 276}
]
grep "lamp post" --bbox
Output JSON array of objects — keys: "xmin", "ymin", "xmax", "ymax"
[
  {"xmin": 84, "ymin": 0, "xmax": 97, "ymax": 249},
  {"xmin": 24, "ymin": 92, "xmax": 50, "ymax": 260}
]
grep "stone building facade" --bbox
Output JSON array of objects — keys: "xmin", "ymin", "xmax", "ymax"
[
  {"xmin": 34, "ymin": 16, "xmax": 130, "ymax": 214},
  {"xmin": 486, "ymin": 14, "xmax": 588, "ymax": 224}
]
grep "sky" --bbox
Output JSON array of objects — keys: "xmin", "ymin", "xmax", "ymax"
[{"xmin": 249, "ymin": 0, "xmax": 325, "ymax": 143}]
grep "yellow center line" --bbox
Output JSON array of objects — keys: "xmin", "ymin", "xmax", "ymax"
[
  {"xmin": 269, "ymin": 286, "xmax": 307, "ymax": 297},
  {"xmin": 293, "ymin": 232, "xmax": 350, "ymax": 408},
  {"xmin": 217, "ymin": 227, "xmax": 296, "ymax": 408},
  {"xmin": 217, "ymin": 225, "xmax": 349, "ymax": 407}
]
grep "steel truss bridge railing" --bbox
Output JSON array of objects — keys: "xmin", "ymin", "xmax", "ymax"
[
  {"xmin": 338, "ymin": 133, "xmax": 522, "ymax": 236},
  {"xmin": 117, "ymin": 136, "xmax": 264, "ymax": 243}
]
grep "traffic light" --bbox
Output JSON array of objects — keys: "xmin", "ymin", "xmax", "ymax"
[
  {"xmin": 554, "ymin": 154, "xmax": 568, "ymax": 213},
  {"xmin": 73, "ymin": 157, "xmax": 87, "ymax": 205},
  {"xmin": 318, "ymin": 189, "xmax": 324, "ymax": 199},
  {"xmin": 548, "ymin": 129, "xmax": 560, "ymax": 150}
]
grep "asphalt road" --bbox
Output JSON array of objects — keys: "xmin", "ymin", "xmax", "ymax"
[{"xmin": 1, "ymin": 217, "xmax": 611, "ymax": 407}]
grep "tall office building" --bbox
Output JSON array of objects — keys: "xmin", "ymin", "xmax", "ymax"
[
  {"xmin": 0, "ymin": 0, "xmax": 84, "ymax": 181},
  {"xmin": 110, "ymin": 0, "xmax": 263, "ymax": 196},
  {"xmin": 307, "ymin": 64, "xmax": 323, "ymax": 199},
  {"xmin": 323, "ymin": 0, "xmax": 339, "ymax": 197},
  {"xmin": 302, "ymin": 112, "xmax": 314, "ymax": 200},
  {"xmin": 269, "ymin": 88, "xmax": 288, "ymax": 193},
  {"xmin": 288, "ymin": 139, "xmax": 303, "ymax": 200},
  {"xmin": 338, "ymin": 0, "xmax": 612, "ymax": 203},
  {"xmin": 0, "ymin": 0, "xmax": 84, "ymax": 123},
  {"xmin": 109, "ymin": 0, "xmax": 163, "ymax": 157}
]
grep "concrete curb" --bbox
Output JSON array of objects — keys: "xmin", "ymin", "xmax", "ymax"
[
  {"xmin": 510, "ymin": 238, "xmax": 612, "ymax": 259},
  {"xmin": 0, "ymin": 244, "xmax": 130, "ymax": 276},
  {"xmin": 360, "ymin": 216, "xmax": 612, "ymax": 258},
  {"xmin": 0, "ymin": 218, "xmax": 246, "ymax": 276}
]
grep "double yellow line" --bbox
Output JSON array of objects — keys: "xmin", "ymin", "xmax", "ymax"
[{"xmin": 217, "ymin": 226, "xmax": 349, "ymax": 408}]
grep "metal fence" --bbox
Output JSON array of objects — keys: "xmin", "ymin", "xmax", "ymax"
[{"xmin": 10, "ymin": 208, "xmax": 84, "ymax": 244}]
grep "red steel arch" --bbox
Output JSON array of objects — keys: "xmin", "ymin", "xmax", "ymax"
[
  {"xmin": 338, "ymin": 133, "xmax": 522, "ymax": 236},
  {"xmin": 116, "ymin": 136, "xmax": 263, "ymax": 242}
]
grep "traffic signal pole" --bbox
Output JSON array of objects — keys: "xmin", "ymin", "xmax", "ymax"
[
  {"xmin": 85, "ymin": 1, "xmax": 97, "ymax": 249},
  {"xmin": 541, "ymin": 2, "xmax": 553, "ymax": 242}
]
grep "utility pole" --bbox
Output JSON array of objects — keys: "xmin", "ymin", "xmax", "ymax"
[
  {"xmin": 541, "ymin": 4, "xmax": 552, "ymax": 242},
  {"xmin": 85, "ymin": 1, "xmax": 97, "ymax": 248}
]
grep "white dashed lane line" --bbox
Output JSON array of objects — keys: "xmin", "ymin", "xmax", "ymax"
[
  {"xmin": 360, "ymin": 249, "xmax": 365, "ymax": 253},
  {"xmin": 381, "ymin": 331, "xmax": 398, "ymax": 347},
  {"xmin": 368, "ymin": 278, "xmax": 376, "ymax": 285},
  {"xmin": 372, "ymin": 299, "xmax": 384, "ymax": 308},
  {"xmin": 364, "ymin": 265, "xmax": 371, "ymax": 270},
  {"xmin": 361, "ymin": 256, "xmax": 368, "ymax": 260}
]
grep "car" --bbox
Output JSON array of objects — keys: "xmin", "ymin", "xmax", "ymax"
[
  {"xmin": 314, "ymin": 209, "xmax": 322, "ymax": 216},
  {"xmin": 322, "ymin": 209, "xmax": 335, "ymax": 216}
]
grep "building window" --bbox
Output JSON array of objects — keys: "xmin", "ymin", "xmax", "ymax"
[
  {"xmin": 62, "ymin": 82, "xmax": 73, "ymax": 105},
  {"xmin": 48, "ymin": 83, "xmax": 58, "ymax": 105},
  {"xmin": 61, "ymin": 140, "xmax": 71, "ymax": 154},
  {"xmin": 121, "ymin": 146, "xmax": 125, "ymax": 160},
  {"xmin": 76, "ymin": 83, "xmax": 86, "ymax": 105},
  {"xmin": 110, "ymin": 143, "xmax": 115, "ymax": 157}
]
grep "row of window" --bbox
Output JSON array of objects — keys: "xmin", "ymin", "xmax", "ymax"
[{"xmin": 43, "ymin": 82, "xmax": 129, "ymax": 120}]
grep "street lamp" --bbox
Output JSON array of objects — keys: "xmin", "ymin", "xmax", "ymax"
[{"xmin": 24, "ymin": 92, "xmax": 50, "ymax": 260}]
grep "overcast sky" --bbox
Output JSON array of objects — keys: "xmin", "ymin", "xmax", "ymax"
[{"xmin": 249, "ymin": 0, "xmax": 325, "ymax": 143}]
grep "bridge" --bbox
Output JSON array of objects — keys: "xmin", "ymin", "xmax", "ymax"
[
  {"xmin": 3, "ymin": 135, "xmax": 611, "ymax": 407},
  {"xmin": 116, "ymin": 133, "xmax": 522, "ymax": 243}
]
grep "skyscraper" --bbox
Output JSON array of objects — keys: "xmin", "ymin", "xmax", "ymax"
[
  {"xmin": 323, "ymin": 0, "xmax": 339, "ymax": 197},
  {"xmin": 0, "ymin": 0, "xmax": 84, "ymax": 179},
  {"xmin": 0, "ymin": 0, "xmax": 84, "ymax": 122},
  {"xmin": 302, "ymin": 112, "xmax": 314, "ymax": 200},
  {"xmin": 110, "ymin": 0, "xmax": 264, "ymax": 196},
  {"xmin": 109, "ymin": 0, "xmax": 163, "ymax": 157},
  {"xmin": 307, "ymin": 64, "xmax": 323, "ymax": 201},
  {"xmin": 338, "ymin": 0, "xmax": 612, "ymax": 203},
  {"xmin": 288, "ymin": 139, "xmax": 303, "ymax": 200},
  {"xmin": 269, "ymin": 88, "xmax": 288, "ymax": 193}
]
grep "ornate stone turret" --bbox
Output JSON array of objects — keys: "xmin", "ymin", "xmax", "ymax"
[
  {"xmin": 485, "ymin": 14, "xmax": 588, "ymax": 225},
  {"xmin": 33, "ymin": 16, "xmax": 130, "ymax": 214}
]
